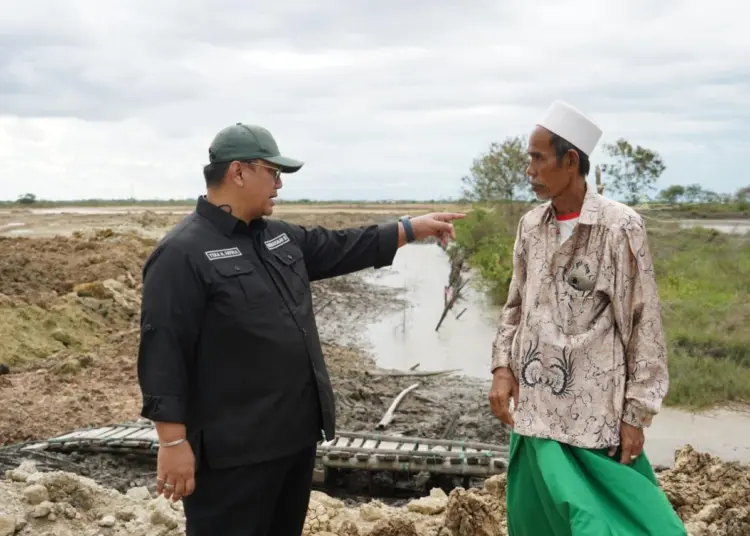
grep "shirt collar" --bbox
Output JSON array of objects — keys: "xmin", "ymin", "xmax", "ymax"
[{"xmin": 195, "ymin": 196, "xmax": 267, "ymax": 237}]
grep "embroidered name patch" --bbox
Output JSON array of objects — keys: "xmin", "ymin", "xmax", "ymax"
[
  {"xmin": 264, "ymin": 233, "xmax": 290, "ymax": 250},
  {"xmin": 204, "ymin": 247, "xmax": 242, "ymax": 261}
]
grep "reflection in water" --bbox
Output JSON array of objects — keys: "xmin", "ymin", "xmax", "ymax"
[{"xmin": 363, "ymin": 243, "xmax": 501, "ymax": 379}]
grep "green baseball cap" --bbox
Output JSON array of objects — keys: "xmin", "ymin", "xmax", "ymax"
[{"xmin": 207, "ymin": 122, "xmax": 304, "ymax": 173}]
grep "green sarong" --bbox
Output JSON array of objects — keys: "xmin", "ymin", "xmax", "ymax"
[{"xmin": 506, "ymin": 432, "xmax": 687, "ymax": 536}]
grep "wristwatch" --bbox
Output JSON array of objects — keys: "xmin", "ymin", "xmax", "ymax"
[{"xmin": 399, "ymin": 215, "xmax": 415, "ymax": 243}]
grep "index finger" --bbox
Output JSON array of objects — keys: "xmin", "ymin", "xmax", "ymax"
[{"xmin": 433, "ymin": 212, "xmax": 466, "ymax": 221}]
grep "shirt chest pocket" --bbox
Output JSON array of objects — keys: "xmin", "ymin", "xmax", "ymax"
[
  {"xmin": 268, "ymin": 245, "xmax": 309, "ymax": 305},
  {"xmin": 559, "ymin": 258, "xmax": 610, "ymax": 333},
  {"xmin": 212, "ymin": 259, "xmax": 269, "ymax": 311}
]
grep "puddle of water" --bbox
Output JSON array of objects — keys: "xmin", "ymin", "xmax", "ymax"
[
  {"xmin": 3, "ymin": 228, "xmax": 32, "ymax": 235},
  {"xmin": 678, "ymin": 219, "xmax": 750, "ymax": 234},
  {"xmin": 363, "ymin": 243, "xmax": 501, "ymax": 379},
  {"xmin": 0, "ymin": 222, "xmax": 25, "ymax": 232},
  {"xmin": 646, "ymin": 407, "xmax": 750, "ymax": 466}
]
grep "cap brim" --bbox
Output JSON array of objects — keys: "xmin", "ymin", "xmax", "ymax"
[{"xmin": 265, "ymin": 155, "xmax": 304, "ymax": 173}]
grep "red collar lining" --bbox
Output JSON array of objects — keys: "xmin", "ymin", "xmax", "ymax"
[{"xmin": 556, "ymin": 211, "xmax": 580, "ymax": 221}]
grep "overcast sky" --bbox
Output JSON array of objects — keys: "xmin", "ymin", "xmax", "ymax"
[{"xmin": 0, "ymin": 0, "xmax": 747, "ymax": 202}]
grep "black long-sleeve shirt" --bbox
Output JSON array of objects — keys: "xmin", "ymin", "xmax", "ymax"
[{"xmin": 137, "ymin": 196, "xmax": 399, "ymax": 468}]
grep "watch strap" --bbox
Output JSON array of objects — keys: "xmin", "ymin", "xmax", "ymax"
[{"xmin": 400, "ymin": 216, "xmax": 415, "ymax": 243}]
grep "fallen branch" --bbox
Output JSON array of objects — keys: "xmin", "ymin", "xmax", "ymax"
[
  {"xmin": 376, "ymin": 382, "xmax": 420, "ymax": 430},
  {"xmin": 366, "ymin": 369, "xmax": 460, "ymax": 378},
  {"xmin": 435, "ymin": 278, "xmax": 470, "ymax": 331}
]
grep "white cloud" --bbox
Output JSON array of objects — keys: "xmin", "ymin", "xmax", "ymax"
[{"xmin": 0, "ymin": 0, "xmax": 748, "ymax": 202}]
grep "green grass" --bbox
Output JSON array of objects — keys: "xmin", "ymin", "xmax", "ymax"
[{"xmin": 453, "ymin": 205, "xmax": 750, "ymax": 409}]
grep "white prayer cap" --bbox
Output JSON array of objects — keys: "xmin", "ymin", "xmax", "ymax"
[{"xmin": 538, "ymin": 100, "xmax": 603, "ymax": 156}]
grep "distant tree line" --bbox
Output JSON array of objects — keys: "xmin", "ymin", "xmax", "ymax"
[
  {"xmin": 656, "ymin": 184, "xmax": 750, "ymax": 206},
  {"xmin": 3, "ymin": 194, "xmax": 463, "ymax": 207}
]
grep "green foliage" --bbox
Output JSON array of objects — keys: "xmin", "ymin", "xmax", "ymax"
[
  {"xmin": 16, "ymin": 193, "xmax": 37, "ymax": 205},
  {"xmin": 460, "ymin": 136, "xmax": 530, "ymax": 203},
  {"xmin": 666, "ymin": 350, "xmax": 750, "ymax": 408},
  {"xmin": 454, "ymin": 208, "xmax": 750, "ymax": 409},
  {"xmin": 451, "ymin": 206, "xmax": 522, "ymax": 305},
  {"xmin": 651, "ymin": 227, "xmax": 750, "ymax": 379},
  {"xmin": 602, "ymin": 138, "xmax": 666, "ymax": 205},
  {"xmin": 657, "ymin": 185, "xmax": 686, "ymax": 204}
]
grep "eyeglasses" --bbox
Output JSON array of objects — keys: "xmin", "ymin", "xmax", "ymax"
[{"xmin": 250, "ymin": 162, "xmax": 282, "ymax": 181}]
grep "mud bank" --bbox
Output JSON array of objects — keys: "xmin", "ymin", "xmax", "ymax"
[{"xmin": 1, "ymin": 444, "xmax": 748, "ymax": 536}]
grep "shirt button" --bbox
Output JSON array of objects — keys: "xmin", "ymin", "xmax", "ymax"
[
  {"xmin": 287, "ymin": 254, "xmax": 293, "ymax": 260},
  {"xmin": 234, "ymin": 265, "xmax": 241, "ymax": 271}
]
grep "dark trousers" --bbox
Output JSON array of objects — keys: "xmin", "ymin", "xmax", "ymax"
[{"xmin": 183, "ymin": 445, "xmax": 317, "ymax": 536}]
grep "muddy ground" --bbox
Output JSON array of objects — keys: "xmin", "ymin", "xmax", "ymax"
[
  {"xmin": 0, "ymin": 206, "xmax": 503, "ymax": 479},
  {"xmin": 0, "ymin": 204, "xmax": 748, "ymax": 536}
]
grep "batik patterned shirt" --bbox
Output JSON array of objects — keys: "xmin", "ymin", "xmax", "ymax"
[{"xmin": 491, "ymin": 186, "xmax": 669, "ymax": 449}]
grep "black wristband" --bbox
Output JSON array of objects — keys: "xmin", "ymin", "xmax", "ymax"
[{"xmin": 400, "ymin": 216, "xmax": 415, "ymax": 243}]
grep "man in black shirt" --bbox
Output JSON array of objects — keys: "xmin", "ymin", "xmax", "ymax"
[{"xmin": 137, "ymin": 122, "xmax": 464, "ymax": 536}]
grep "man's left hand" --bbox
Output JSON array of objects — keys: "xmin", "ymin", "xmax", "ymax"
[
  {"xmin": 401, "ymin": 212, "xmax": 466, "ymax": 247},
  {"xmin": 609, "ymin": 421, "xmax": 645, "ymax": 464}
]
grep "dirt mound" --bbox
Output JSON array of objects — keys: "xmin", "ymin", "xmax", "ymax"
[
  {"xmin": 0, "ymin": 232, "xmax": 151, "ymax": 367},
  {"xmin": 0, "ymin": 232, "xmax": 153, "ymax": 300},
  {"xmin": 3, "ymin": 446, "xmax": 744, "ymax": 536},
  {"xmin": 660, "ymin": 445, "xmax": 750, "ymax": 535},
  {"xmin": 0, "ymin": 278, "xmax": 142, "ymax": 368},
  {"xmin": 0, "ymin": 460, "xmax": 184, "ymax": 535}
]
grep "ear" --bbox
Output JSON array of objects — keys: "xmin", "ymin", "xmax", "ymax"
[
  {"xmin": 229, "ymin": 161, "xmax": 244, "ymax": 187},
  {"xmin": 566, "ymin": 149, "xmax": 580, "ymax": 171}
]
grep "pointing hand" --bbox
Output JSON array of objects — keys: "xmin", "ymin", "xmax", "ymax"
[{"xmin": 403, "ymin": 212, "xmax": 466, "ymax": 246}]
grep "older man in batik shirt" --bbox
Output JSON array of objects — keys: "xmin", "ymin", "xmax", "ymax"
[{"xmin": 488, "ymin": 101, "xmax": 686, "ymax": 536}]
